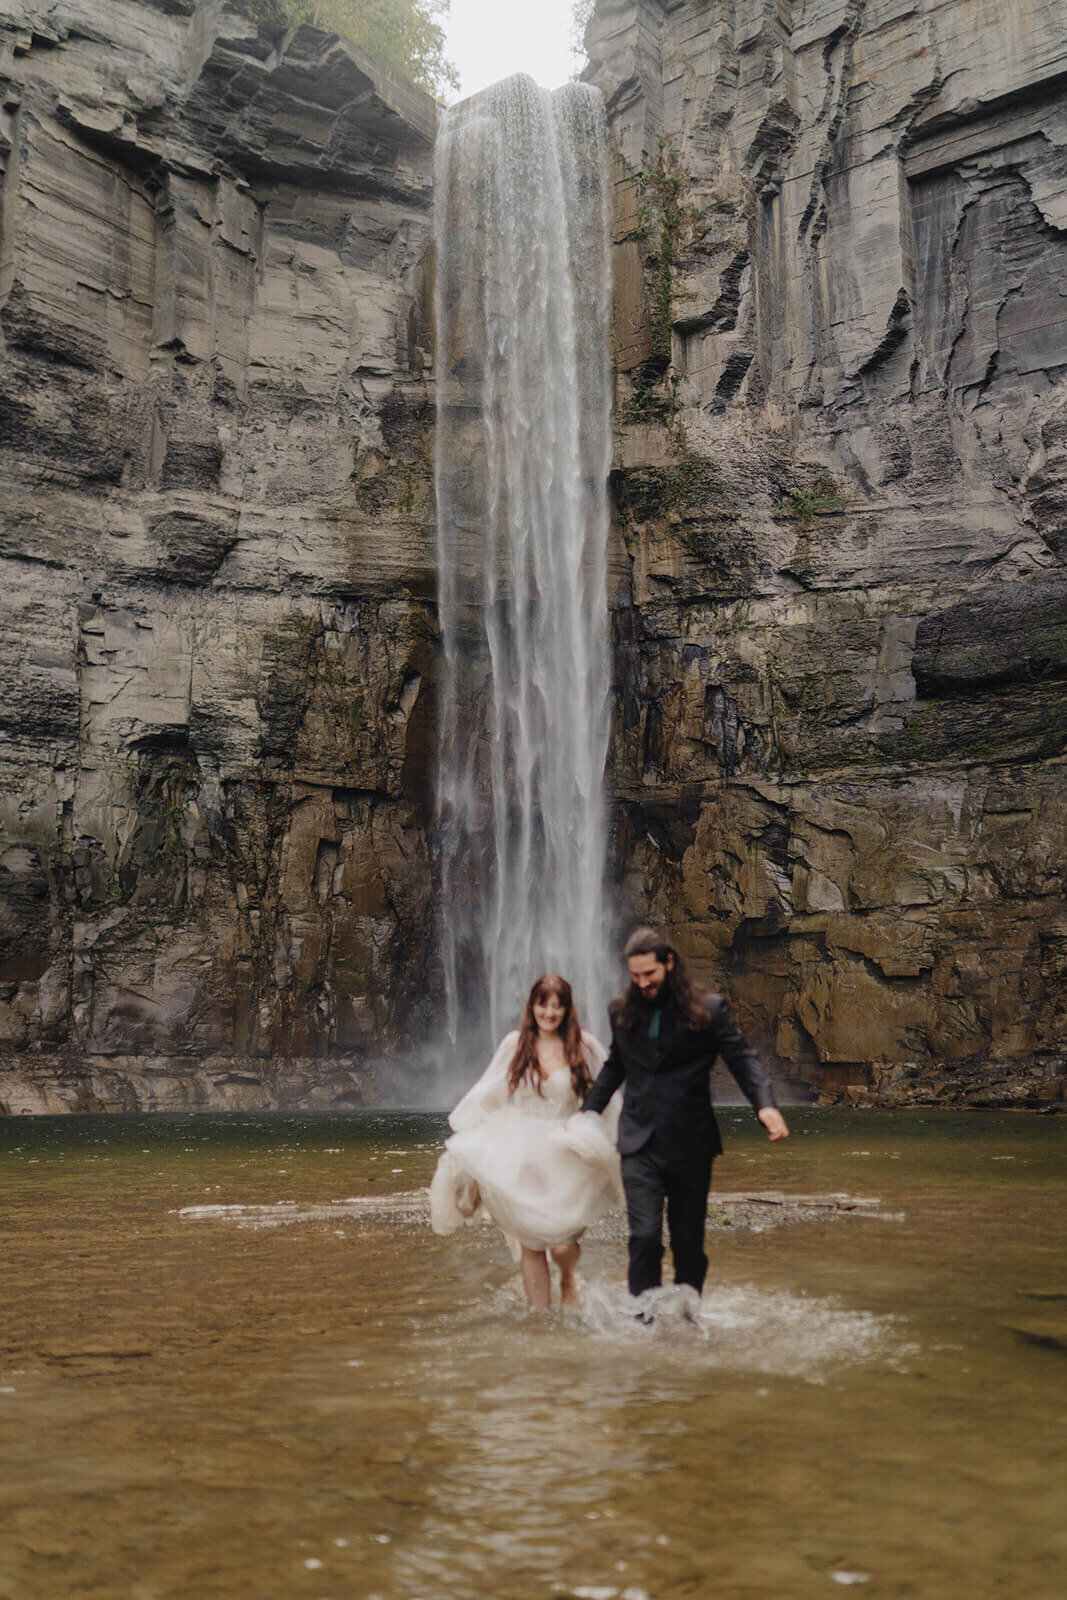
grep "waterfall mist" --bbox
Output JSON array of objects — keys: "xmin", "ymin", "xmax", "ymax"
[{"xmin": 433, "ymin": 74, "xmax": 614, "ymax": 1058}]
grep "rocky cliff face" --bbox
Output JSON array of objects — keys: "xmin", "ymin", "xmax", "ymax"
[
  {"xmin": 0, "ymin": 1, "xmax": 439, "ymax": 1110},
  {"xmin": 3, "ymin": 0, "xmax": 1064, "ymax": 1115},
  {"xmin": 589, "ymin": 0, "xmax": 1067, "ymax": 1104}
]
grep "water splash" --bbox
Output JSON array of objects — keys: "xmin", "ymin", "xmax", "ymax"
[
  {"xmin": 433, "ymin": 74, "xmax": 614, "ymax": 1050},
  {"xmin": 575, "ymin": 1280, "xmax": 895, "ymax": 1376},
  {"xmin": 181, "ymin": 1194, "xmax": 899, "ymax": 1375}
]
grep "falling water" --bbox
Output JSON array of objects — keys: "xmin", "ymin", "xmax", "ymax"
[{"xmin": 434, "ymin": 75, "xmax": 614, "ymax": 1049}]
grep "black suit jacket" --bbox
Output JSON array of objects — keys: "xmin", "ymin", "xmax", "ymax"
[{"xmin": 582, "ymin": 991, "xmax": 777, "ymax": 1161}]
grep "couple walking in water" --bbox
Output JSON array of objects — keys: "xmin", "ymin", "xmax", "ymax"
[{"xmin": 431, "ymin": 927, "xmax": 790, "ymax": 1312}]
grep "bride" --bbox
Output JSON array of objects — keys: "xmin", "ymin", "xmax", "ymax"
[{"xmin": 430, "ymin": 974, "xmax": 622, "ymax": 1309}]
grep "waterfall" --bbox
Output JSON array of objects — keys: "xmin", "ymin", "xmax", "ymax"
[{"xmin": 433, "ymin": 74, "xmax": 614, "ymax": 1052}]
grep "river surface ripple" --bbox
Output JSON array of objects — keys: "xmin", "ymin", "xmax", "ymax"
[{"xmin": 1, "ymin": 1107, "xmax": 1064, "ymax": 1599}]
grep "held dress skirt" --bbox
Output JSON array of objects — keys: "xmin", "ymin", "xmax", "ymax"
[{"xmin": 429, "ymin": 1030, "xmax": 623, "ymax": 1254}]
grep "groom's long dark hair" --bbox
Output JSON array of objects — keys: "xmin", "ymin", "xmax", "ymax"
[{"xmin": 610, "ymin": 927, "xmax": 712, "ymax": 1035}]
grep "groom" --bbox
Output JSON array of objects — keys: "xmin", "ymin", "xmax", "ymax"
[{"xmin": 583, "ymin": 927, "xmax": 789, "ymax": 1299}]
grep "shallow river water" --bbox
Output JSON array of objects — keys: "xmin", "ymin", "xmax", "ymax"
[{"xmin": 1, "ymin": 1107, "xmax": 1064, "ymax": 1600}]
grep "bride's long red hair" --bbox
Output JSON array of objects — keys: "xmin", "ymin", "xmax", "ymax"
[{"xmin": 507, "ymin": 975, "xmax": 592, "ymax": 1099}]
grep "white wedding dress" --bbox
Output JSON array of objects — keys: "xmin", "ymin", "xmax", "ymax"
[{"xmin": 429, "ymin": 1030, "xmax": 623, "ymax": 1255}]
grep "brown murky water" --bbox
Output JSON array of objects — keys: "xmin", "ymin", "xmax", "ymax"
[{"xmin": 1, "ymin": 1108, "xmax": 1065, "ymax": 1599}]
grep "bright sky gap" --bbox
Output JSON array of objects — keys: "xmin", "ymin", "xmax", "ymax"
[{"xmin": 442, "ymin": 0, "xmax": 582, "ymax": 102}]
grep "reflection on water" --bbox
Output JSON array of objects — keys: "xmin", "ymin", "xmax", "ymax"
[{"xmin": 1, "ymin": 1108, "xmax": 1065, "ymax": 1598}]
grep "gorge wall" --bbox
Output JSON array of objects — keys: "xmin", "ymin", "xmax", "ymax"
[
  {"xmin": 1, "ymin": 0, "xmax": 1064, "ymax": 1112},
  {"xmin": 589, "ymin": 0, "xmax": 1067, "ymax": 1105},
  {"xmin": 0, "ymin": 1, "xmax": 439, "ymax": 1110}
]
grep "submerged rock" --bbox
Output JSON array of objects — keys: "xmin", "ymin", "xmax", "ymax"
[{"xmin": 1003, "ymin": 1320, "xmax": 1067, "ymax": 1352}]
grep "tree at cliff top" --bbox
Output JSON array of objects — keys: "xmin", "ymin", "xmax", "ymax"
[{"xmin": 253, "ymin": 0, "xmax": 458, "ymax": 97}]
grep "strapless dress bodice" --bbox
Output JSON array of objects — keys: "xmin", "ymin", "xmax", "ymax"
[{"xmin": 510, "ymin": 1070, "xmax": 580, "ymax": 1121}]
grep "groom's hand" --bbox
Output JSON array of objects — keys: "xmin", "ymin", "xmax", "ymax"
[{"xmin": 758, "ymin": 1106, "xmax": 789, "ymax": 1142}]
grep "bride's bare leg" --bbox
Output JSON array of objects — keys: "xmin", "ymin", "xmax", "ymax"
[
  {"xmin": 520, "ymin": 1246, "xmax": 551, "ymax": 1309},
  {"xmin": 550, "ymin": 1241, "xmax": 581, "ymax": 1307}
]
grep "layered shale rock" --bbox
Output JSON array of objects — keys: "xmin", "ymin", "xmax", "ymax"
[
  {"xmin": 0, "ymin": 1, "xmax": 439, "ymax": 1110},
  {"xmin": 589, "ymin": 0, "xmax": 1067, "ymax": 1105},
  {"xmin": 4, "ymin": 0, "xmax": 1065, "ymax": 1114}
]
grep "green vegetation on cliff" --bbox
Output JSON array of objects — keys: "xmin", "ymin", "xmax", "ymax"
[{"xmin": 247, "ymin": 0, "xmax": 458, "ymax": 97}]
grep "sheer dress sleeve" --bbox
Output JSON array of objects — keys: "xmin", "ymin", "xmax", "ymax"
[{"xmin": 447, "ymin": 1031, "xmax": 519, "ymax": 1133}]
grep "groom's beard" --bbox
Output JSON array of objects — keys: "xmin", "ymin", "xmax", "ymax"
[{"xmin": 632, "ymin": 983, "xmax": 666, "ymax": 1011}]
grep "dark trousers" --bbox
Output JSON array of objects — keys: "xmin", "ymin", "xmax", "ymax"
[{"xmin": 621, "ymin": 1138, "xmax": 715, "ymax": 1296}]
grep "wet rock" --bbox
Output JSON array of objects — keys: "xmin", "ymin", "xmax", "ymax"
[
  {"xmin": 0, "ymin": 1051, "xmax": 377, "ymax": 1114},
  {"xmin": 1004, "ymin": 1320, "xmax": 1067, "ymax": 1352}
]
